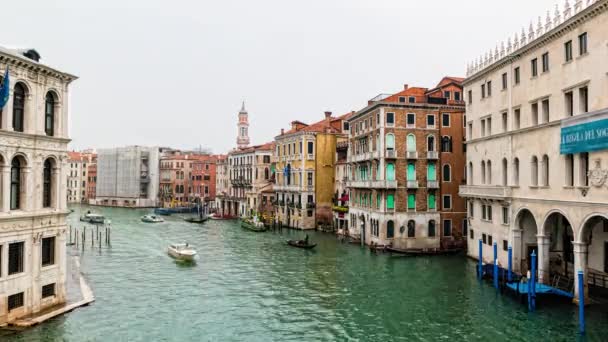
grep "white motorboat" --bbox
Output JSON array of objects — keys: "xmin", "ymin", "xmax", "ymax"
[
  {"xmin": 80, "ymin": 213, "xmax": 105, "ymax": 224},
  {"xmin": 141, "ymin": 214, "xmax": 164, "ymax": 223},
  {"xmin": 167, "ymin": 243, "xmax": 197, "ymax": 261}
]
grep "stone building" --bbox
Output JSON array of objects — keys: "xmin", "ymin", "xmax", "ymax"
[
  {"xmin": 67, "ymin": 151, "xmax": 96, "ymax": 203},
  {"xmin": 274, "ymin": 112, "xmax": 351, "ymax": 229},
  {"xmin": 333, "ymin": 140, "xmax": 349, "ymax": 233},
  {"xmin": 347, "ymin": 79, "xmax": 467, "ymax": 249},
  {"xmin": 460, "ymin": 0, "xmax": 608, "ymax": 301},
  {"xmin": 159, "ymin": 152, "xmax": 218, "ymax": 208},
  {"xmin": 0, "ymin": 47, "xmax": 77, "ymax": 324},
  {"xmin": 218, "ymin": 143, "xmax": 274, "ymax": 218},
  {"xmin": 92, "ymin": 146, "xmax": 160, "ymax": 207}
]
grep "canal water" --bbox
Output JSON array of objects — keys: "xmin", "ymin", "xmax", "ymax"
[{"xmin": 3, "ymin": 205, "xmax": 607, "ymax": 341}]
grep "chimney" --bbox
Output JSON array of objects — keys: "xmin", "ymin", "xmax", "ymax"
[
  {"xmin": 404, "ymin": 84, "xmax": 409, "ymax": 90},
  {"xmin": 281, "ymin": 128, "xmax": 284, "ymax": 135},
  {"xmin": 324, "ymin": 111, "xmax": 332, "ymax": 119}
]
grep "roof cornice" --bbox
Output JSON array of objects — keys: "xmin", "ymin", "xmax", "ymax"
[
  {"xmin": 464, "ymin": 0, "xmax": 608, "ymax": 86},
  {"xmin": 0, "ymin": 51, "xmax": 78, "ymax": 83},
  {"xmin": 347, "ymin": 101, "xmax": 465, "ymax": 122}
]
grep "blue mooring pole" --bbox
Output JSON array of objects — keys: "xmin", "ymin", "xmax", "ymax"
[
  {"xmin": 478, "ymin": 239, "xmax": 483, "ymax": 280},
  {"xmin": 530, "ymin": 250, "xmax": 537, "ymax": 311},
  {"xmin": 578, "ymin": 270, "xmax": 585, "ymax": 335},
  {"xmin": 507, "ymin": 245, "xmax": 513, "ymax": 282},
  {"xmin": 493, "ymin": 242, "xmax": 498, "ymax": 289}
]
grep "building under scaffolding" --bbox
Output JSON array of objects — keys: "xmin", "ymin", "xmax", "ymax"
[{"xmin": 92, "ymin": 146, "xmax": 160, "ymax": 207}]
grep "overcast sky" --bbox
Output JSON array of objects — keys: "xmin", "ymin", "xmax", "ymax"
[{"xmin": 3, "ymin": 0, "xmax": 556, "ymax": 154}]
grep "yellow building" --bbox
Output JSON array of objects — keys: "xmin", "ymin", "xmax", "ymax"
[{"xmin": 274, "ymin": 111, "xmax": 352, "ymax": 229}]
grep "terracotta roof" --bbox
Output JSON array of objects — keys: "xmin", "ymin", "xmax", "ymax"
[
  {"xmin": 280, "ymin": 112, "xmax": 351, "ymax": 136},
  {"xmin": 231, "ymin": 142, "xmax": 275, "ymax": 155},
  {"xmin": 160, "ymin": 154, "xmax": 218, "ymax": 162}
]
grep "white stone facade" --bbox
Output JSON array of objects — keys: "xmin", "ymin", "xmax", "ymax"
[
  {"xmin": 0, "ymin": 47, "xmax": 76, "ymax": 324},
  {"xmin": 461, "ymin": 0, "xmax": 608, "ymax": 301}
]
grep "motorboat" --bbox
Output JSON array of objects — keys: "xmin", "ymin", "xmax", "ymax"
[
  {"xmin": 80, "ymin": 213, "xmax": 105, "ymax": 224},
  {"xmin": 141, "ymin": 215, "xmax": 164, "ymax": 223},
  {"xmin": 184, "ymin": 216, "xmax": 208, "ymax": 224},
  {"xmin": 154, "ymin": 208, "xmax": 172, "ymax": 216},
  {"xmin": 167, "ymin": 243, "xmax": 197, "ymax": 261}
]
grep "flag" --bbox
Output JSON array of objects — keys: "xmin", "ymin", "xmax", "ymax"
[{"xmin": 0, "ymin": 68, "xmax": 9, "ymax": 109}]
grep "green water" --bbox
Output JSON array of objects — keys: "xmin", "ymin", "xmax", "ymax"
[{"xmin": 3, "ymin": 205, "xmax": 607, "ymax": 341}]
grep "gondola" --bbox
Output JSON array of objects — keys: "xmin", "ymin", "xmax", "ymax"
[
  {"xmin": 286, "ymin": 240, "xmax": 317, "ymax": 249},
  {"xmin": 184, "ymin": 216, "xmax": 208, "ymax": 224}
]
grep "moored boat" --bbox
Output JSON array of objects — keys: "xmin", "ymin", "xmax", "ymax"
[
  {"xmin": 167, "ymin": 243, "xmax": 197, "ymax": 261},
  {"xmin": 286, "ymin": 240, "xmax": 317, "ymax": 249},
  {"xmin": 80, "ymin": 212, "xmax": 105, "ymax": 224},
  {"xmin": 141, "ymin": 214, "xmax": 164, "ymax": 223},
  {"xmin": 386, "ymin": 247, "xmax": 462, "ymax": 256},
  {"xmin": 154, "ymin": 208, "xmax": 172, "ymax": 216},
  {"xmin": 241, "ymin": 218, "xmax": 267, "ymax": 232}
]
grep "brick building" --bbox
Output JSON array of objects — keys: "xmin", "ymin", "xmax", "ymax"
[
  {"xmin": 159, "ymin": 152, "xmax": 218, "ymax": 208},
  {"xmin": 346, "ymin": 77, "xmax": 467, "ymax": 250}
]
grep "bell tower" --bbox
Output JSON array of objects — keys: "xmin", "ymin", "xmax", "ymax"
[{"xmin": 237, "ymin": 101, "xmax": 250, "ymax": 149}]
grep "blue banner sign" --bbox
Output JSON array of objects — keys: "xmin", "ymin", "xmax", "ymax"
[{"xmin": 560, "ymin": 118, "xmax": 608, "ymax": 154}]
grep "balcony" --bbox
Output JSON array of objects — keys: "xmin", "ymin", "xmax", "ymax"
[
  {"xmin": 274, "ymin": 184, "xmax": 300, "ymax": 192},
  {"xmin": 385, "ymin": 150, "xmax": 397, "ymax": 159},
  {"xmin": 349, "ymin": 152, "xmax": 371, "ymax": 163},
  {"xmin": 427, "ymin": 180, "xmax": 439, "ymax": 189},
  {"xmin": 407, "ymin": 180, "xmax": 419, "ymax": 189},
  {"xmin": 406, "ymin": 151, "xmax": 418, "ymax": 160},
  {"xmin": 347, "ymin": 180, "xmax": 370, "ymax": 188},
  {"xmin": 370, "ymin": 180, "xmax": 398, "ymax": 189},
  {"xmin": 459, "ymin": 185, "xmax": 513, "ymax": 200},
  {"xmin": 427, "ymin": 151, "xmax": 439, "ymax": 160},
  {"xmin": 307, "ymin": 154, "xmax": 314, "ymax": 160}
]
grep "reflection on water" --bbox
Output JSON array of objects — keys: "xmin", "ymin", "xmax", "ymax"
[{"xmin": 2, "ymin": 205, "xmax": 607, "ymax": 341}]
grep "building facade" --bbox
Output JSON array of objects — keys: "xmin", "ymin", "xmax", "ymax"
[
  {"xmin": 67, "ymin": 151, "xmax": 96, "ymax": 203},
  {"xmin": 460, "ymin": 0, "xmax": 608, "ymax": 301},
  {"xmin": 92, "ymin": 146, "xmax": 160, "ymax": 207},
  {"xmin": 274, "ymin": 112, "xmax": 350, "ymax": 230},
  {"xmin": 347, "ymin": 78, "xmax": 467, "ymax": 249},
  {"xmin": 333, "ymin": 141, "xmax": 349, "ymax": 232},
  {"xmin": 0, "ymin": 47, "xmax": 76, "ymax": 324},
  {"xmin": 218, "ymin": 143, "xmax": 274, "ymax": 218},
  {"xmin": 158, "ymin": 152, "xmax": 218, "ymax": 208}
]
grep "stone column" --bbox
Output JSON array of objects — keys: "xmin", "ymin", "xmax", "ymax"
[
  {"xmin": 31, "ymin": 235, "xmax": 42, "ymax": 314},
  {"xmin": 537, "ymin": 234, "xmax": 551, "ymax": 284},
  {"xmin": 511, "ymin": 228, "xmax": 523, "ymax": 273},
  {"xmin": 53, "ymin": 167, "xmax": 61, "ymax": 210},
  {"xmin": 1, "ymin": 165, "xmax": 11, "ymax": 212},
  {"xmin": 23, "ymin": 167, "xmax": 33, "ymax": 211},
  {"xmin": 2, "ymin": 88, "xmax": 13, "ymax": 131},
  {"xmin": 573, "ymin": 242, "xmax": 589, "ymax": 303},
  {"xmin": 24, "ymin": 92, "xmax": 36, "ymax": 135}
]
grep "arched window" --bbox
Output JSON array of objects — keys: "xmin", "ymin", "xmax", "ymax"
[
  {"xmin": 387, "ymin": 220, "xmax": 394, "ymax": 238},
  {"xmin": 427, "ymin": 135, "xmax": 435, "ymax": 152},
  {"xmin": 43, "ymin": 159, "xmax": 52, "ymax": 208},
  {"xmin": 45, "ymin": 92, "xmax": 55, "ymax": 136},
  {"xmin": 513, "ymin": 158, "xmax": 520, "ymax": 185},
  {"xmin": 175, "ymin": 185, "xmax": 179, "ymax": 193},
  {"xmin": 428, "ymin": 220, "xmax": 436, "ymax": 237},
  {"xmin": 541, "ymin": 155, "xmax": 549, "ymax": 186},
  {"xmin": 407, "ymin": 220, "xmax": 416, "ymax": 237},
  {"xmin": 386, "ymin": 134, "xmax": 395, "ymax": 150},
  {"xmin": 13, "ymin": 83, "xmax": 26, "ymax": 132},
  {"xmin": 10, "ymin": 158, "xmax": 22, "ymax": 210},
  {"xmin": 264, "ymin": 167, "xmax": 269, "ymax": 180},
  {"xmin": 442, "ymin": 164, "xmax": 451, "ymax": 182},
  {"xmin": 502, "ymin": 158, "xmax": 508, "ymax": 186},
  {"xmin": 486, "ymin": 160, "xmax": 492, "ymax": 185},
  {"xmin": 531, "ymin": 156, "xmax": 538, "ymax": 186},
  {"xmin": 481, "ymin": 161, "xmax": 486, "ymax": 184},
  {"xmin": 441, "ymin": 136, "xmax": 452, "ymax": 152},
  {"xmin": 407, "ymin": 134, "xmax": 416, "ymax": 152},
  {"xmin": 386, "ymin": 163, "xmax": 395, "ymax": 181}
]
